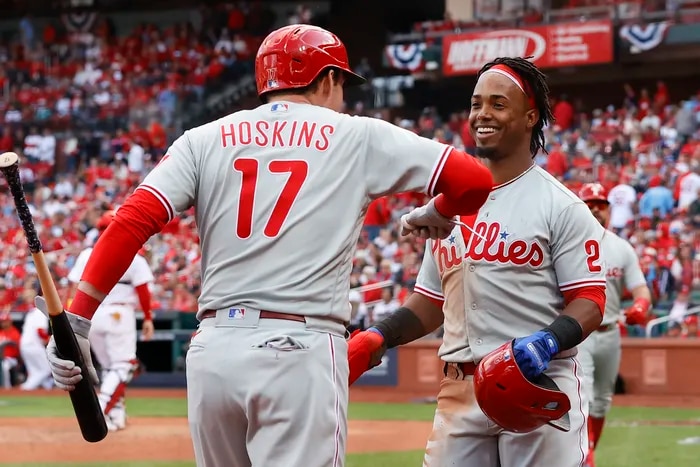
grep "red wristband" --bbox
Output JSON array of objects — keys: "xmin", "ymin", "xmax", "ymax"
[
  {"xmin": 69, "ymin": 290, "xmax": 102, "ymax": 320},
  {"xmin": 632, "ymin": 297, "xmax": 651, "ymax": 312}
]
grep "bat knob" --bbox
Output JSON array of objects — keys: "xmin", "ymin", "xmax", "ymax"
[{"xmin": 0, "ymin": 151, "xmax": 19, "ymax": 168}]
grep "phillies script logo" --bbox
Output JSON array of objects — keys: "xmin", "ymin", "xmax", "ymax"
[
  {"xmin": 607, "ymin": 267, "xmax": 624, "ymax": 278},
  {"xmin": 445, "ymin": 30, "xmax": 546, "ymax": 74},
  {"xmin": 433, "ymin": 222, "xmax": 544, "ymax": 274}
]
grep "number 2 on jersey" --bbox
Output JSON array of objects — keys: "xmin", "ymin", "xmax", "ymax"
[
  {"xmin": 233, "ymin": 158, "xmax": 308, "ymax": 239},
  {"xmin": 584, "ymin": 239, "xmax": 602, "ymax": 273}
]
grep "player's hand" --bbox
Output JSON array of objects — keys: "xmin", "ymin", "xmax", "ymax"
[
  {"xmin": 45, "ymin": 312, "xmax": 99, "ymax": 391},
  {"xmin": 141, "ymin": 319, "xmax": 155, "ymax": 341},
  {"xmin": 400, "ymin": 198, "xmax": 455, "ymax": 240},
  {"xmin": 347, "ymin": 328, "xmax": 387, "ymax": 385},
  {"xmin": 624, "ymin": 297, "xmax": 651, "ymax": 326},
  {"xmin": 512, "ymin": 331, "xmax": 559, "ymax": 381}
]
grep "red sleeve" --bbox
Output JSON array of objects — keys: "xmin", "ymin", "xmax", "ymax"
[
  {"xmin": 38, "ymin": 328, "xmax": 49, "ymax": 340},
  {"xmin": 136, "ymin": 283, "xmax": 153, "ymax": 321},
  {"xmin": 561, "ymin": 285, "xmax": 606, "ymax": 315},
  {"xmin": 69, "ymin": 189, "xmax": 169, "ymax": 320},
  {"xmin": 432, "ymin": 149, "xmax": 493, "ymax": 217}
]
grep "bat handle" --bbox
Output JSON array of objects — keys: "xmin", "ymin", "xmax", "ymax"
[{"xmin": 31, "ymin": 252, "xmax": 63, "ymax": 316}]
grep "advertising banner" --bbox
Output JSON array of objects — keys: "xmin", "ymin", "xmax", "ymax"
[
  {"xmin": 354, "ymin": 347, "xmax": 398, "ymax": 386},
  {"xmin": 442, "ymin": 20, "xmax": 614, "ymax": 76}
]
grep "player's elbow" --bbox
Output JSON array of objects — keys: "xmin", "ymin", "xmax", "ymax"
[{"xmin": 433, "ymin": 150, "xmax": 493, "ymax": 217}]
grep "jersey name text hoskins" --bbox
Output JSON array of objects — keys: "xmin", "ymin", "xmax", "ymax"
[{"xmin": 220, "ymin": 121, "xmax": 335, "ymax": 151}]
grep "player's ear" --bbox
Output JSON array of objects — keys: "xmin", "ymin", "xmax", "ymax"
[{"xmin": 526, "ymin": 108, "xmax": 539, "ymax": 129}]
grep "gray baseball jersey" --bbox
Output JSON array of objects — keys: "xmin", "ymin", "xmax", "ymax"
[
  {"xmin": 599, "ymin": 231, "xmax": 647, "ymax": 325},
  {"xmin": 417, "ymin": 164, "xmax": 603, "ymax": 467},
  {"xmin": 415, "ymin": 164, "xmax": 607, "ymax": 363},
  {"xmin": 578, "ymin": 230, "xmax": 646, "ymax": 421},
  {"xmin": 138, "ymin": 101, "xmax": 452, "ymax": 322}
]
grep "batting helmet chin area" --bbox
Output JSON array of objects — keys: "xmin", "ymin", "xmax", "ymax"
[
  {"xmin": 578, "ymin": 182, "xmax": 609, "ymax": 204},
  {"xmin": 473, "ymin": 341, "xmax": 572, "ymax": 434},
  {"xmin": 255, "ymin": 24, "xmax": 366, "ymax": 98}
]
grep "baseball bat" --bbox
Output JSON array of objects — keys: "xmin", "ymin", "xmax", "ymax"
[{"xmin": 0, "ymin": 152, "xmax": 108, "ymax": 443}]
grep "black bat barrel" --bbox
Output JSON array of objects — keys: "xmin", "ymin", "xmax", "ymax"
[{"xmin": 51, "ymin": 312, "xmax": 109, "ymax": 442}]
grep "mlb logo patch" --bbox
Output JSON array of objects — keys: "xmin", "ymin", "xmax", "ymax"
[
  {"xmin": 228, "ymin": 308, "xmax": 246, "ymax": 319},
  {"xmin": 270, "ymin": 102, "xmax": 288, "ymax": 112}
]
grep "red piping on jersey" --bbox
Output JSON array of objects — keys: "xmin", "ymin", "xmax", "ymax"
[
  {"xmin": 491, "ymin": 164, "xmax": 536, "ymax": 191},
  {"xmin": 433, "ymin": 148, "xmax": 493, "ymax": 217},
  {"xmin": 69, "ymin": 189, "xmax": 169, "ymax": 321},
  {"xmin": 426, "ymin": 145, "xmax": 451, "ymax": 196},
  {"xmin": 414, "ymin": 286, "xmax": 445, "ymax": 308},
  {"xmin": 561, "ymin": 285, "xmax": 606, "ymax": 316},
  {"xmin": 140, "ymin": 184, "xmax": 174, "ymax": 220},
  {"xmin": 136, "ymin": 283, "xmax": 153, "ymax": 321}
]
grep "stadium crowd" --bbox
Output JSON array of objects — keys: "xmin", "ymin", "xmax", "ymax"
[{"xmin": 1, "ymin": 2, "xmax": 700, "ymax": 355}]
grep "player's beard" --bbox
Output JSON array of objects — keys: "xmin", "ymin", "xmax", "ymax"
[
  {"xmin": 593, "ymin": 212, "xmax": 607, "ymax": 227},
  {"xmin": 474, "ymin": 146, "xmax": 507, "ymax": 161}
]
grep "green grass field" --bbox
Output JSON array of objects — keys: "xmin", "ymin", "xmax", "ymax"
[{"xmin": 2, "ymin": 395, "xmax": 700, "ymax": 466}]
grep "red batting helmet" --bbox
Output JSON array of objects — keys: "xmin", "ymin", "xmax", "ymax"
[
  {"xmin": 578, "ymin": 183, "xmax": 609, "ymax": 204},
  {"xmin": 473, "ymin": 341, "xmax": 572, "ymax": 433},
  {"xmin": 97, "ymin": 210, "xmax": 116, "ymax": 231},
  {"xmin": 255, "ymin": 24, "xmax": 365, "ymax": 98}
]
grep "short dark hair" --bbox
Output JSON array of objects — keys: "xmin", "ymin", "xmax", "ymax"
[{"xmin": 477, "ymin": 57, "xmax": 554, "ymax": 157}]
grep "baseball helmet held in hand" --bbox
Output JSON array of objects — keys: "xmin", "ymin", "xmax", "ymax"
[
  {"xmin": 473, "ymin": 340, "xmax": 572, "ymax": 433},
  {"xmin": 578, "ymin": 183, "xmax": 609, "ymax": 204},
  {"xmin": 255, "ymin": 24, "xmax": 365, "ymax": 98}
]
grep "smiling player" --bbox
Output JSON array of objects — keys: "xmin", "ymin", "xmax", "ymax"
[{"xmin": 348, "ymin": 57, "xmax": 607, "ymax": 467}]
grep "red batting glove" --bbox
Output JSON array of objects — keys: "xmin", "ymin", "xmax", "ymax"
[
  {"xmin": 348, "ymin": 328, "xmax": 387, "ymax": 385},
  {"xmin": 624, "ymin": 297, "xmax": 651, "ymax": 326}
]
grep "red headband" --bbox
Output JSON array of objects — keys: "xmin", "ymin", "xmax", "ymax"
[{"xmin": 483, "ymin": 64, "xmax": 536, "ymax": 109}]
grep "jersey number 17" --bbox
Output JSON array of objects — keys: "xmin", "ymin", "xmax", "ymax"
[{"xmin": 233, "ymin": 158, "xmax": 309, "ymax": 239}]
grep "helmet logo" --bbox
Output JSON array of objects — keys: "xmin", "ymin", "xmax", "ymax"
[{"xmin": 266, "ymin": 68, "xmax": 279, "ymax": 89}]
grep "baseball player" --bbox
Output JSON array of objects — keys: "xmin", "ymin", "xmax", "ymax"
[
  {"xmin": 42, "ymin": 24, "xmax": 493, "ymax": 467},
  {"xmin": 348, "ymin": 57, "xmax": 608, "ymax": 467},
  {"xmin": 19, "ymin": 299, "xmax": 53, "ymax": 390},
  {"xmin": 67, "ymin": 210, "xmax": 156, "ymax": 432},
  {"xmin": 577, "ymin": 182, "xmax": 652, "ymax": 467}
]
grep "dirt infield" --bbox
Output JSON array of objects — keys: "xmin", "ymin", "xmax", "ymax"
[
  {"xmin": 3, "ymin": 388, "xmax": 700, "ymax": 463},
  {"xmin": 0, "ymin": 388, "xmax": 433, "ymax": 463},
  {"xmin": 0, "ymin": 417, "xmax": 432, "ymax": 463}
]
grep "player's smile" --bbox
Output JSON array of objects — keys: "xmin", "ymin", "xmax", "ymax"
[{"xmin": 474, "ymin": 125, "xmax": 501, "ymax": 144}]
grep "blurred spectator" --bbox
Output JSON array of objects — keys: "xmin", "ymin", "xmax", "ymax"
[
  {"xmin": 371, "ymin": 286, "xmax": 401, "ymax": 324},
  {"xmin": 0, "ymin": 311, "xmax": 21, "ymax": 388},
  {"xmin": 639, "ymin": 177, "xmax": 674, "ymax": 218}
]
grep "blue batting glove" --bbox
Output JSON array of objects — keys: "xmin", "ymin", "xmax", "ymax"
[{"xmin": 512, "ymin": 331, "xmax": 559, "ymax": 380}]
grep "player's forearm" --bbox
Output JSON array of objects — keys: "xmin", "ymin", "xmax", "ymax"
[
  {"xmin": 545, "ymin": 285, "xmax": 606, "ymax": 351},
  {"xmin": 371, "ymin": 293, "xmax": 444, "ymax": 348},
  {"xmin": 560, "ymin": 298, "xmax": 603, "ymax": 338},
  {"xmin": 70, "ymin": 190, "xmax": 169, "ymax": 320},
  {"xmin": 539, "ymin": 299, "xmax": 602, "ymax": 355},
  {"xmin": 631, "ymin": 284, "xmax": 652, "ymax": 302},
  {"xmin": 135, "ymin": 283, "xmax": 153, "ymax": 321},
  {"xmin": 432, "ymin": 149, "xmax": 493, "ymax": 217}
]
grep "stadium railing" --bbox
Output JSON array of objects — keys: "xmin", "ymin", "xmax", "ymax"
[{"xmin": 645, "ymin": 305, "xmax": 700, "ymax": 338}]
